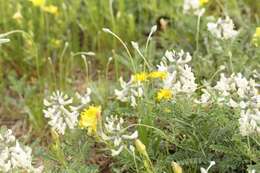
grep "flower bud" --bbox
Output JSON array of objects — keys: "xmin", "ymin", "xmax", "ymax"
[
  {"xmin": 134, "ymin": 139, "xmax": 147, "ymax": 156},
  {"xmin": 171, "ymin": 161, "xmax": 182, "ymax": 173}
]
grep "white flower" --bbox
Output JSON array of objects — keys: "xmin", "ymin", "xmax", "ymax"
[
  {"xmin": 183, "ymin": 0, "xmax": 205, "ymax": 16},
  {"xmin": 44, "ymin": 89, "xmax": 92, "ymax": 135},
  {"xmin": 0, "ymin": 128, "xmax": 43, "ymax": 173},
  {"xmin": 196, "ymin": 71, "xmax": 259, "ymax": 137},
  {"xmin": 122, "ymin": 131, "xmax": 138, "ymax": 140},
  {"xmin": 76, "ymin": 88, "xmax": 91, "ymax": 105},
  {"xmin": 248, "ymin": 169, "xmax": 256, "ymax": 173},
  {"xmin": 0, "ymin": 148, "xmax": 11, "ymax": 172},
  {"xmin": 101, "ymin": 115, "xmax": 138, "ymax": 157},
  {"xmin": 207, "ymin": 16, "xmax": 238, "ymax": 40},
  {"xmin": 130, "ymin": 95, "xmax": 137, "ymax": 107},
  {"xmin": 178, "ymin": 64, "xmax": 197, "ymax": 93},
  {"xmin": 10, "ymin": 142, "xmax": 33, "ymax": 170},
  {"xmin": 43, "ymin": 91, "xmax": 78, "ymax": 135},
  {"xmin": 214, "ymin": 73, "xmax": 232, "ymax": 96},
  {"xmin": 195, "ymin": 89, "xmax": 211, "ymax": 104},
  {"xmin": 0, "ymin": 129, "xmax": 15, "ymax": 145},
  {"xmin": 70, "ymin": 88, "xmax": 92, "ymax": 111},
  {"xmin": 239, "ymin": 109, "xmax": 260, "ymax": 136},
  {"xmin": 114, "ymin": 77, "xmax": 144, "ymax": 107},
  {"xmin": 111, "ymin": 145, "xmax": 124, "ymax": 156},
  {"xmin": 228, "ymin": 98, "xmax": 238, "ymax": 108},
  {"xmin": 158, "ymin": 49, "xmax": 197, "ymax": 96}
]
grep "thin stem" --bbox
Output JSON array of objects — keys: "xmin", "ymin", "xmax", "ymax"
[
  {"xmin": 0, "ymin": 30, "xmax": 40, "ymax": 78},
  {"xmin": 145, "ymin": 25, "xmax": 157, "ymax": 55},
  {"xmin": 125, "ymin": 148, "xmax": 140, "ymax": 173},
  {"xmin": 132, "ymin": 42, "xmax": 151, "ymax": 70},
  {"xmin": 48, "ymin": 57, "xmax": 57, "ymax": 89},
  {"xmin": 123, "ymin": 123, "xmax": 171, "ymax": 142},
  {"xmin": 195, "ymin": 15, "xmax": 201, "ymax": 53},
  {"xmin": 247, "ymin": 136, "xmax": 254, "ymax": 165},
  {"xmin": 106, "ymin": 57, "xmax": 113, "ymax": 80},
  {"xmin": 81, "ymin": 55, "xmax": 89, "ymax": 83},
  {"xmin": 59, "ymin": 42, "xmax": 69, "ymax": 88},
  {"xmin": 195, "ymin": 65, "xmax": 225, "ymax": 91},
  {"xmin": 251, "ymin": 136, "xmax": 260, "ymax": 146},
  {"xmin": 103, "ymin": 28, "xmax": 136, "ymax": 72},
  {"xmin": 72, "ymin": 51, "xmax": 95, "ymax": 57},
  {"xmin": 228, "ymin": 51, "xmax": 233, "ymax": 73}
]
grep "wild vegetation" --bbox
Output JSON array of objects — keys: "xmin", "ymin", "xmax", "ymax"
[{"xmin": 0, "ymin": 0, "xmax": 260, "ymax": 172}]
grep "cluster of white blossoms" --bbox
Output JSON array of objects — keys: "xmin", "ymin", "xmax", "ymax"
[
  {"xmin": 158, "ymin": 50, "xmax": 197, "ymax": 95},
  {"xmin": 197, "ymin": 73, "xmax": 259, "ymax": 136},
  {"xmin": 207, "ymin": 16, "xmax": 239, "ymax": 40},
  {"xmin": 114, "ymin": 77, "xmax": 144, "ymax": 107},
  {"xmin": 114, "ymin": 49, "xmax": 198, "ymax": 106},
  {"xmin": 183, "ymin": 0, "xmax": 207, "ymax": 16},
  {"xmin": 0, "ymin": 128, "xmax": 43, "ymax": 173},
  {"xmin": 43, "ymin": 88, "xmax": 91, "ymax": 135},
  {"xmin": 100, "ymin": 115, "xmax": 138, "ymax": 156}
]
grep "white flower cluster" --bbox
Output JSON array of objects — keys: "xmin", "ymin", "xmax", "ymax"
[
  {"xmin": 114, "ymin": 49, "xmax": 197, "ymax": 106},
  {"xmin": 183, "ymin": 0, "xmax": 205, "ymax": 16},
  {"xmin": 114, "ymin": 77, "xmax": 144, "ymax": 107},
  {"xmin": 0, "ymin": 128, "xmax": 43, "ymax": 173},
  {"xmin": 43, "ymin": 89, "xmax": 91, "ymax": 135},
  {"xmin": 100, "ymin": 115, "xmax": 138, "ymax": 156},
  {"xmin": 197, "ymin": 73, "xmax": 260, "ymax": 136},
  {"xmin": 158, "ymin": 50, "xmax": 197, "ymax": 95},
  {"xmin": 207, "ymin": 16, "xmax": 238, "ymax": 40}
]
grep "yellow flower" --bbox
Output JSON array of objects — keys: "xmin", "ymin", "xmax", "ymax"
[
  {"xmin": 199, "ymin": 0, "xmax": 208, "ymax": 5},
  {"xmin": 149, "ymin": 71, "xmax": 167, "ymax": 80},
  {"xmin": 133, "ymin": 72, "xmax": 148, "ymax": 82},
  {"xmin": 253, "ymin": 27, "xmax": 260, "ymax": 47},
  {"xmin": 156, "ymin": 88, "xmax": 173, "ymax": 101},
  {"xmin": 79, "ymin": 106, "xmax": 101, "ymax": 135},
  {"xmin": 29, "ymin": 0, "xmax": 45, "ymax": 7},
  {"xmin": 171, "ymin": 162, "xmax": 183, "ymax": 173},
  {"xmin": 43, "ymin": 5, "xmax": 58, "ymax": 15}
]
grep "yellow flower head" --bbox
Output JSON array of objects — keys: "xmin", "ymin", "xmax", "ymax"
[
  {"xmin": 149, "ymin": 71, "xmax": 167, "ymax": 80},
  {"xmin": 199, "ymin": 0, "xmax": 208, "ymax": 6},
  {"xmin": 29, "ymin": 0, "xmax": 45, "ymax": 7},
  {"xmin": 253, "ymin": 27, "xmax": 260, "ymax": 47},
  {"xmin": 133, "ymin": 72, "xmax": 148, "ymax": 82},
  {"xmin": 79, "ymin": 106, "xmax": 101, "ymax": 135},
  {"xmin": 156, "ymin": 88, "xmax": 173, "ymax": 101},
  {"xmin": 43, "ymin": 5, "xmax": 58, "ymax": 15}
]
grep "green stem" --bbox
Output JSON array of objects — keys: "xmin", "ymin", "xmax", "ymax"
[{"xmin": 195, "ymin": 15, "xmax": 201, "ymax": 54}]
